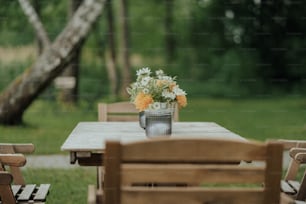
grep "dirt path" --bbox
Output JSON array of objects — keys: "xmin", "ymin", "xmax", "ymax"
[{"xmin": 25, "ymin": 155, "xmax": 77, "ymax": 169}]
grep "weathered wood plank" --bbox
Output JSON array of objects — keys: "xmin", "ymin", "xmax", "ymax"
[
  {"xmin": 121, "ymin": 164, "xmax": 265, "ymax": 185},
  {"xmin": 17, "ymin": 184, "xmax": 36, "ymax": 201},
  {"xmin": 33, "ymin": 184, "xmax": 50, "ymax": 201},
  {"xmin": 281, "ymin": 180, "xmax": 296, "ymax": 195}
]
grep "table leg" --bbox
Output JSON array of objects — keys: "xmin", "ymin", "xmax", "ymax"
[{"xmin": 70, "ymin": 152, "xmax": 77, "ymax": 164}]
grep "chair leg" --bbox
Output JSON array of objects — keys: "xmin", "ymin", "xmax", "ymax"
[
  {"xmin": 97, "ymin": 166, "xmax": 104, "ymax": 190},
  {"xmin": 87, "ymin": 184, "xmax": 97, "ymax": 204}
]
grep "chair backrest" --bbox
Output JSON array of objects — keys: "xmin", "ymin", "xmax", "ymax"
[
  {"xmin": 0, "ymin": 143, "xmax": 34, "ymax": 185},
  {"xmin": 98, "ymin": 102, "xmax": 139, "ymax": 122},
  {"xmin": 103, "ymin": 138, "xmax": 283, "ymax": 204},
  {"xmin": 98, "ymin": 101, "xmax": 179, "ymax": 122}
]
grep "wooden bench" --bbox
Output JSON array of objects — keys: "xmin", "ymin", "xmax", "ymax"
[{"xmin": 0, "ymin": 143, "xmax": 50, "ymax": 204}]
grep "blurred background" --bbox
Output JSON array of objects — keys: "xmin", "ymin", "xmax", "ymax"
[
  {"xmin": 1, "ymin": 1, "xmax": 306, "ymax": 202},
  {"xmin": 1, "ymin": 0, "xmax": 306, "ymax": 102}
]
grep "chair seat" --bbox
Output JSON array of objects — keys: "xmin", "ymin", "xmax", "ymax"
[
  {"xmin": 9, "ymin": 184, "xmax": 50, "ymax": 203},
  {"xmin": 6, "ymin": 184, "xmax": 50, "ymax": 203},
  {"xmin": 281, "ymin": 180, "xmax": 301, "ymax": 195}
]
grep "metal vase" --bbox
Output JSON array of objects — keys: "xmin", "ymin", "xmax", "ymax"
[
  {"xmin": 139, "ymin": 111, "xmax": 146, "ymax": 129},
  {"xmin": 144, "ymin": 109, "xmax": 172, "ymax": 138}
]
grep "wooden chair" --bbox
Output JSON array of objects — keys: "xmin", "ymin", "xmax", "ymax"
[
  {"xmin": 0, "ymin": 143, "xmax": 35, "ymax": 185},
  {"xmin": 278, "ymin": 140, "xmax": 306, "ymax": 201},
  {"xmin": 102, "ymin": 138, "xmax": 292, "ymax": 204},
  {"xmin": 97, "ymin": 101, "xmax": 179, "ymax": 122},
  {"xmin": 88, "ymin": 102, "xmax": 180, "ymax": 204},
  {"xmin": 0, "ymin": 143, "xmax": 50, "ymax": 204},
  {"xmin": 89, "ymin": 102, "xmax": 140, "ymax": 203}
]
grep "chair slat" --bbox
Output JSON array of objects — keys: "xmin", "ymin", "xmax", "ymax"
[
  {"xmin": 121, "ymin": 187, "xmax": 264, "ymax": 204},
  {"xmin": 17, "ymin": 184, "xmax": 36, "ymax": 201},
  {"xmin": 122, "ymin": 139, "xmax": 267, "ymax": 162},
  {"xmin": 108, "ymin": 115, "xmax": 138, "ymax": 122},
  {"xmin": 11, "ymin": 185, "xmax": 22, "ymax": 196},
  {"xmin": 281, "ymin": 180, "xmax": 296, "ymax": 195},
  {"xmin": 0, "ymin": 143, "xmax": 35, "ymax": 154},
  {"xmin": 33, "ymin": 184, "xmax": 50, "ymax": 201},
  {"xmin": 288, "ymin": 180, "xmax": 301, "ymax": 192},
  {"xmin": 122, "ymin": 164, "xmax": 265, "ymax": 185}
]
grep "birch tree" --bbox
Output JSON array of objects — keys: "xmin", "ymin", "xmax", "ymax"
[{"xmin": 0, "ymin": 0, "xmax": 106, "ymax": 125}]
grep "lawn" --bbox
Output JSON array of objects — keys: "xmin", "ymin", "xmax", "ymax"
[{"xmin": 1, "ymin": 96, "xmax": 306, "ymax": 203}]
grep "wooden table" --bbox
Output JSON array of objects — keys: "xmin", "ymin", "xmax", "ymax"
[{"xmin": 61, "ymin": 121, "xmax": 246, "ymax": 166}]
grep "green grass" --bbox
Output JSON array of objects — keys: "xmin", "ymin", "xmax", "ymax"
[
  {"xmin": 1, "ymin": 96, "xmax": 306, "ymax": 203},
  {"xmin": 23, "ymin": 168, "xmax": 96, "ymax": 204},
  {"xmin": 180, "ymin": 96, "xmax": 306, "ymax": 141},
  {"xmin": 2, "ymin": 97, "xmax": 305, "ymax": 155},
  {"xmin": 1, "ymin": 100, "xmax": 97, "ymax": 154}
]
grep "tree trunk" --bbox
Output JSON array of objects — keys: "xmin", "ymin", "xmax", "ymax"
[
  {"xmin": 0, "ymin": 0, "xmax": 106, "ymax": 125},
  {"xmin": 165, "ymin": 0, "xmax": 175, "ymax": 62},
  {"xmin": 57, "ymin": 0, "xmax": 84, "ymax": 104},
  {"xmin": 105, "ymin": 0, "xmax": 118, "ymax": 97},
  {"xmin": 118, "ymin": 0, "xmax": 131, "ymax": 98},
  {"xmin": 32, "ymin": 0, "xmax": 44, "ymax": 54},
  {"xmin": 19, "ymin": 0, "xmax": 50, "ymax": 51}
]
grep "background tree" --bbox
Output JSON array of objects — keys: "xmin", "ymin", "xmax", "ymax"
[
  {"xmin": 118, "ymin": 0, "xmax": 131, "ymax": 98},
  {"xmin": 0, "ymin": 0, "xmax": 106, "ymax": 125},
  {"xmin": 105, "ymin": 0, "xmax": 119, "ymax": 98},
  {"xmin": 57, "ymin": 0, "xmax": 84, "ymax": 104},
  {"xmin": 164, "ymin": 0, "xmax": 176, "ymax": 63}
]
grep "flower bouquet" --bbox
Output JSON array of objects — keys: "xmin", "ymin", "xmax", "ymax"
[
  {"xmin": 127, "ymin": 67, "xmax": 187, "ymax": 112},
  {"xmin": 127, "ymin": 67, "xmax": 187, "ymax": 137}
]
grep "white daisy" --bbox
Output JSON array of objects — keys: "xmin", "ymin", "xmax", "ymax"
[
  {"xmin": 156, "ymin": 69, "xmax": 164, "ymax": 76},
  {"xmin": 136, "ymin": 67, "xmax": 151, "ymax": 76},
  {"xmin": 141, "ymin": 76, "xmax": 151, "ymax": 86},
  {"xmin": 173, "ymin": 86, "xmax": 186, "ymax": 95},
  {"xmin": 162, "ymin": 90, "xmax": 176, "ymax": 100}
]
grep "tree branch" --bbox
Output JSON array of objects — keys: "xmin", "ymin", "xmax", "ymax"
[{"xmin": 18, "ymin": 0, "xmax": 51, "ymax": 50}]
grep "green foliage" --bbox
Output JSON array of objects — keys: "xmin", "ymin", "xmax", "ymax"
[
  {"xmin": 0, "ymin": 61, "xmax": 31, "ymax": 92},
  {"xmin": 1, "ymin": 0, "xmax": 306, "ymax": 98},
  {"xmin": 78, "ymin": 57, "xmax": 109, "ymax": 102}
]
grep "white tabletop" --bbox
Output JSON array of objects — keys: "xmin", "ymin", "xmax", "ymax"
[{"xmin": 61, "ymin": 122, "xmax": 246, "ymax": 153}]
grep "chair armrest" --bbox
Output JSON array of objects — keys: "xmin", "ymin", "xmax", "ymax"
[
  {"xmin": 277, "ymin": 140, "xmax": 306, "ymax": 150},
  {"xmin": 294, "ymin": 152, "xmax": 306, "ymax": 163},
  {"xmin": 0, "ymin": 154, "xmax": 26, "ymax": 167},
  {"xmin": 289, "ymin": 148, "xmax": 306, "ymax": 163},
  {"xmin": 0, "ymin": 171, "xmax": 13, "ymax": 184},
  {"xmin": 0, "ymin": 143, "xmax": 35, "ymax": 154}
]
